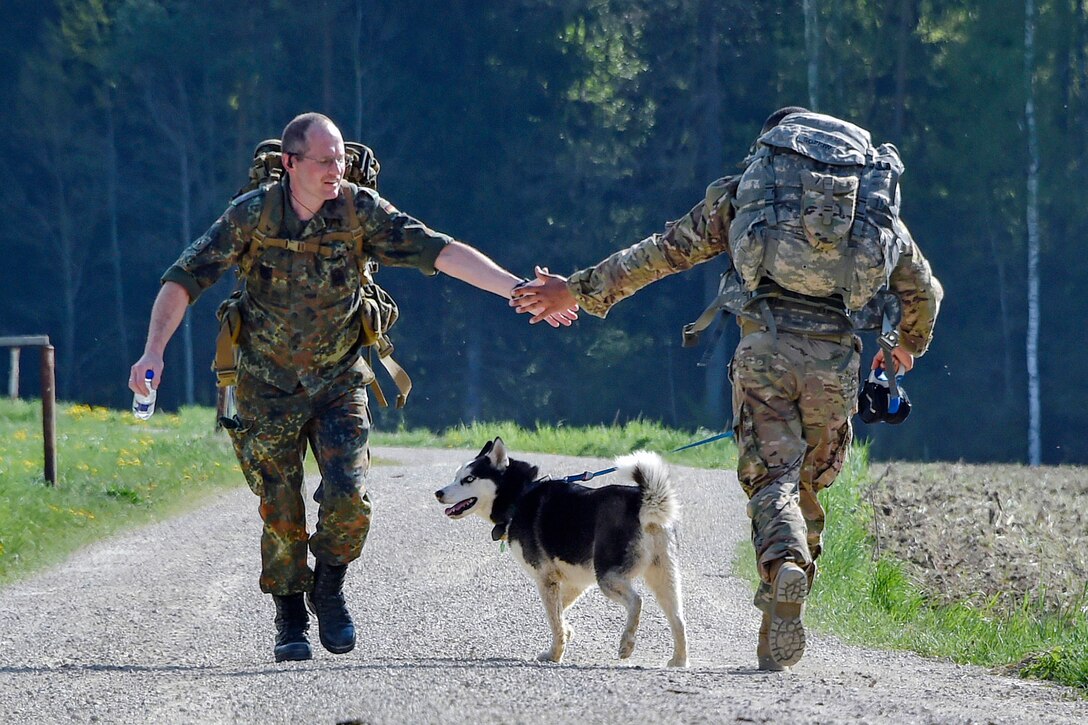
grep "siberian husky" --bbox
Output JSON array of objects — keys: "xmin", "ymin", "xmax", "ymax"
[{"xmin": 435, "ymin": 437, "xmax": 688, "ymax": 667}]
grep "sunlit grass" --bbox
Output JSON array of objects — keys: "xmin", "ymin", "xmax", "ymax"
[
  {"xmin": 735, "ymin": 443, "xmax": 1087, "ymax": 694},
  {"xmin": 372, "ymin": 418, "xmax": 737, "ymax": 471},
  {"xmin": 0, "ymin": 399, "xmax": 238, "ymax": 584}
]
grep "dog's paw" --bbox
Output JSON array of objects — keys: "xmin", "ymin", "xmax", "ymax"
[
  {"xmin": 537, "ymin": 649, "xmax": 563, "ymax": 663},
  {"xmin": 618, "ymin": 633, "xmax": 636, "ymax": 659},
  {"xmin": 667, "ymin": 655, "xmax": 689, "ymax": 668}
]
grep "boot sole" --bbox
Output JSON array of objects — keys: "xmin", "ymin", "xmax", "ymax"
[
  {"xmin": 274, "ymin": 642, "xmax": 313, "ymax": 662},
  {"xmin": 769, "ymin": 563, "xmax": 807, "ymax": 667},
  {"xmin": 319, "ymin": 637, "xmax": 356, "ymax": 655},
  {"xmin": 757, "ymin": 654, "xmax": 790, "ymax": 672}
]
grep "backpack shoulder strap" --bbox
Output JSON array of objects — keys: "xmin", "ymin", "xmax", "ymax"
[{"xmin": 237, "ymin": 182, "xmax": 282, "ymax": 278}]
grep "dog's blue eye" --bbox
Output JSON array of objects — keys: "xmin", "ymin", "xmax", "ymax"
[{"xmin": 463, "ymin": 475, "xmax": 476, "ymax": 483}]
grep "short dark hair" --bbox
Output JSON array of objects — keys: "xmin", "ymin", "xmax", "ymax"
[
  {"xmin": 281, "ymin": 112, "xmax": 336, "ymax": 155},
  {"xmin": 761, "ymin": 106, "xmax": 811, "ymax": 133}
]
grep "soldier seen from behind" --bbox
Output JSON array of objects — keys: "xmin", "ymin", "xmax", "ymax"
[
  {"xmin": 128, "ymin": 112, "xmax": 577, "ymax": 663},
  {"xmin": 512, "ymin": 107, "xmax": 942, "ymax": 671}
]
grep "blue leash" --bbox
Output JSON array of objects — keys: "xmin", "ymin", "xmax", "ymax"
[{"xmin": 561, "ymin": 430, "xmax": 734, "ymax": 483}]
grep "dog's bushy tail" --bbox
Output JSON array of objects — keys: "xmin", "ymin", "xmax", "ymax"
[{"xmin": 615, "ymin": 451, "xmax": 678, "ymax": 529}]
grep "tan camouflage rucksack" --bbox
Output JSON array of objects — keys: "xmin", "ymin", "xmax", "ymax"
[
  {"xmin": 683, "ymin": 113, "xmax": 906, "ymax": 352},
  {"xmin": 213, "ymin": 140, "xmax": 411, "ymax": 419},
  {"xmin": 730, "ymin": 111, "xmax": 904, "ymax": 310}
]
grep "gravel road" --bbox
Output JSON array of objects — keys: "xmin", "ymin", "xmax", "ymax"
[{"xmin": 1, "ymin": 446, "xmax": 1084, "ymax": 724}]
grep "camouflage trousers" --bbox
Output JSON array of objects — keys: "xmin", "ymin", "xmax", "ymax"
[
  {"xmin": 226, "ymin": 366, "xmax": 373, "ymax": 595},
  {"xmin": 729, "ymin": 328, "xmax": 861, "ymax": 611}
]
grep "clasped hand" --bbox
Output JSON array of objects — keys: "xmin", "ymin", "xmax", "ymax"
[{"xmin": 510, "ymin": 266, "xmax": 580, "ymax": 326}]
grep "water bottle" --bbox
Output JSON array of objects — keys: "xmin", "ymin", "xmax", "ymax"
[{"xmin": 132, "ymin": 370, "xmax": 157, "ymax": 420}]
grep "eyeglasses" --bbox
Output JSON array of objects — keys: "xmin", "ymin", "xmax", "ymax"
[{"xmin": 289, "ymin": 153, "xmax": 347, "ymax": 169}]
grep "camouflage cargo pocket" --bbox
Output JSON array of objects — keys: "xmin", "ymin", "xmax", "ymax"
[{"xmin": 800, "ymin": 170, "xmax": 859, "ymax": 251}]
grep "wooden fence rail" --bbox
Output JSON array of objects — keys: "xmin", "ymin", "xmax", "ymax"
[{"xmin": 0, "ymin": 335, "xmax": 57, "ymax": 485}]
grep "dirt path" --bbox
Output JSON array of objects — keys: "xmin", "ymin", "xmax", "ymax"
[{"xmin": 0, "ymin": 447, "xmax": 1084, "ymax": 724}]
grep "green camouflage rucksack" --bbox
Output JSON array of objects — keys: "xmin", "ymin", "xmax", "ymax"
[
  {"xmin": 213, "ymin": 139, "xmax": 411, "ymax": 417},
  {"xmin": 684, "ymin": 112, "xmax": 906, "ymax": 350}
]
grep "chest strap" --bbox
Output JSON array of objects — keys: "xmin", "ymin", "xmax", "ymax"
[{"xmin": 249, "ymin": 183, "xmax": 366, "ymax": 259}]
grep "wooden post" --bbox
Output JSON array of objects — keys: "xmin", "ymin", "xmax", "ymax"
[
  {"xmin": 40, "ymin": 344, "xmax": 57, "ymax": 485},
  {"xmin": 1, "ymin": 335, "xmax": 55, "ymax": 485},
  {"xmin": 7, "ymin": 347, "xmax": 17, "ymax": 399}
]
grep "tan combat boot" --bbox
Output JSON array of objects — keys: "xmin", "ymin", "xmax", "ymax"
[
  {"xmin": 768, "ymin": 561, "xmax": 808, "ymax": 667},
  {"xmin": 757, "ymin": 610, "xmax": 789, "ymax": 671}
]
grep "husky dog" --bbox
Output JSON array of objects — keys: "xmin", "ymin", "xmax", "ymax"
[{"xmin": 435, "ymin": 437, "xmax": 688, "ymax": 667}]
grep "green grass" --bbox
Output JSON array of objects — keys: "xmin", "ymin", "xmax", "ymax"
[
  {"xmin": 0, "ymin": 399, "xmax": 239, "ymax": 585},
  {"xmin": 372, "ymin": 418, "xmax": 737, "ymax": 471},
  {"xmin": 773, "ymin": 444, "xmax": 1087, "ymax": 694},
  {"xmin": 1, "ymin": 402, "xmax": 1083, "ymax": 694}
]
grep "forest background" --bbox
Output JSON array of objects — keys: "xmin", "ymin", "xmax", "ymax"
[{"xmin": 2, "ymin": 0, "xmax": 1085, "ymax": 465}]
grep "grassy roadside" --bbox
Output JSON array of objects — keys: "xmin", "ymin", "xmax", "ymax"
[
  {"xmin": 799, "ymin": 444, "xmax": 1088, "ymax": 693},
  {"xmin": 0, "ymin": 399, "xmax": 239, "ymax": 585},
  {"xmin": 1, "ymin": 402, "xmax": 1084, "ymax": 693}
]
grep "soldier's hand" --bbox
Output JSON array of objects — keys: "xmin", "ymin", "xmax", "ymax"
[
  {"xmin": 872, "ymin": 346, "xmax": 914, "ymax": 375},
  {"xmin": 129, "ymin": 354, "xmax": 164, "ymax": 396},
  {"xmin": 510, "ymin": 266, "xmax": 579, "ymax": 326}
]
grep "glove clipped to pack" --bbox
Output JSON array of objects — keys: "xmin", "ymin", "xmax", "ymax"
[{"xmin": 857, "ymin": 368, "xmax": 912, "ymax": 425}]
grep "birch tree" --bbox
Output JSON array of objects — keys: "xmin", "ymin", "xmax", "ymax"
[{"xmin": 1024, "ymin": 0, "xmax": 1042, "ymax": 465}]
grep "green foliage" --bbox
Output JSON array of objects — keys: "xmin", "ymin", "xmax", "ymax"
[
  {"xmin": 4, "ymin": 0, "xmax": 1088, "ymax": 464},
  {"xmin": 0, "ymin": 399, "xmax": 238, "ymax": 584}
]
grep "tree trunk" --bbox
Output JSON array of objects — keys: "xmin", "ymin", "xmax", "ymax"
[
  {"xmin": 988, "ymin": 231, "xmax": 1014, "ymax": 404},
  {"xmin": 893, "ymin": 0, "xmax": 913, "ymax": 138},
  {"xmin": 353, "ymin": 0, "xmax": 366, "ymax": 140},
  {"xmin": 105, "ymin": 97, "xmax": 131, "ymax": 374},
  {"xmin": 322, "ymin": 0, "xmax": 335, "ymax": 113},
  {"xmin": 804, "ymin": 0, "xmax": 820, "ymax": 111},
  {"xmin": 699, "ymin": 0, "xmax": 727, "ymax": 425},
  {"xmin": 1024, "ymin": 0, "xmax": 1042, "ymax": 465},
  {"xmin": 48, "ymin": 135, "xmax": 78, "ymax": 398}
]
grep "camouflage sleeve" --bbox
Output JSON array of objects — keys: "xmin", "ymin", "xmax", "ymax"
[
  {"xmin": 888, "ymin": 218, "xmax": 943, "ymax": 356},
  {"xmin": 160, "ymin": 199, "xmax": 254, "ymax": 304},
  {"xmin": 355, "ymin": 187, "xmax": 452, "ymax": 276},
  {"xmin": 567, "ymin": 177, "xmax": 735, "ymax": 318}
]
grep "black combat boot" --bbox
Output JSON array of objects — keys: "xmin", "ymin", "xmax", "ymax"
[
  {"xmin": 307, "ymin": 561, "xmax": 356, "ymax": 654},
  {"xmin": 272, "ymin": 593, "xmax": 312, "ymax": 662}
]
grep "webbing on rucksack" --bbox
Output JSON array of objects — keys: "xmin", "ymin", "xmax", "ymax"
[
  {"xmin": 212, "ymin": 139, "xmax": 411, "ymax": 411},
  {"xmin": 683, "ymin": 113, "xmax": 906, "ymax": 349},
  {"xmin": 730, "ymin": 112, "xmax": 904, "ymax": 311}
]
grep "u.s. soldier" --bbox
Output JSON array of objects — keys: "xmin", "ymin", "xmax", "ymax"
[
  {"xmin": 512, "ymin": 107, "xmax": 942, "ymax": 671},
  {"xmin": 129, "ymin": 112, "xmax": 576, "ymax": 663}
]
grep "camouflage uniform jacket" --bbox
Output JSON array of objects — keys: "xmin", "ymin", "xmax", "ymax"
[
  {"xmin": 162, "ymin": 177, "xmax": 451, "ymax": 394},
  {"xmin": 567, "ymin": 176, "xmax": 943, "ymax": 356}
]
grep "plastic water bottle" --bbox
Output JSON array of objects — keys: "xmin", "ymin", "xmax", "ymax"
[{"xmin": 132, "ymin": 370, "xmax": 157, "ymax": 420}]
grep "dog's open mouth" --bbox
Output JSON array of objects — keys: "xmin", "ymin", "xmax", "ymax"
[{"xmin": 444, "ymin": 498, "xmax": 478, "ymax": 518}]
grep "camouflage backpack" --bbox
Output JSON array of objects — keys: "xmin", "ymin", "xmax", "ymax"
[
  {"xmin": 213, "ymin": 139, "xmax": 411, "ymax": 416},
  {"xmin": 730, "ymin": 111, "xmax": 904, "ymax": 310},
  {"xmin": 682, "ymin": 113, "xmax": 907, "ymax": 355}
]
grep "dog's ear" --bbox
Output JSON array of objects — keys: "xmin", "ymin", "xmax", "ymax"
[
  {"xmin": 478, "ymin": 440, "xmax": 494, "ymax": 457},
  {"xmin": 488, "ymin": 437, "xmax": 509, "ymax": 471}
]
